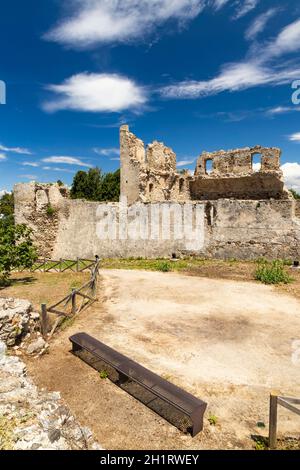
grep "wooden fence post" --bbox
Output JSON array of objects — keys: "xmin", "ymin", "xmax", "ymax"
[
  {"xmin": 269, "ymin": 393, "xmax": 278, "ymax": 449},
  {"xmin": 40, "ymin": 304, "xmax": 48, "ymax": 338},
  {"xmin": 71, "ymin": 288, "xmax": 77, "ymax": 315}
]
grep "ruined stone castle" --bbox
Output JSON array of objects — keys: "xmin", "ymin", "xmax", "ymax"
[{"xmin": 14, "ymin": 125, "xmax": 300, "ymax": 260}]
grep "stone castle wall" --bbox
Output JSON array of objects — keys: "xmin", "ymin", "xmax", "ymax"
[
  {"xmin": 13, "ymin": 126, "xmax": 300, "ymax": 261},
  {"xmin": 14, "ymin": 184, "xmax": 300, "ymax": 260}
]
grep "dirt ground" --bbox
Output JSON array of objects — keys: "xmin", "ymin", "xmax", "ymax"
[
  {"xmin": 21, "ymin": 268, "xmax": 300, "ymax": 450},
  {"xmin": 0, "ymin": 272, "xmax": 89, "ymax": 311}
]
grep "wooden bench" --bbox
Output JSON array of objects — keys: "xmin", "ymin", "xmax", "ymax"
[{"xmin": 69, "ymin": 332, "xmax": 207, "ymax": 437}]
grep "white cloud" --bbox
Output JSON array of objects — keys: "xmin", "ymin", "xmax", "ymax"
[
  {"xmin": 45, "ymin": 0, "xmax": 205, "ymax": 48},
  {"xmin": 161, "ymin": 18, "xmax": 300, "ymax": 100},
  {"xmin": 288, "ymin": 132, "xmax": 300, "ymax": 142},
  {"xmin": 0, "ymin": 189, "xmax": 8, "ymax": 197},
  {"xmin": 42, "ymin": 156, "xmax": 92, "ymax": 167},
  {"xmin": 177, "ymin": 158, "xmax": 195, "ymax": 167},
  {"xmin": 0, "ymin": 144, "xmax": 32, "ymax": 155},
  {"xmin": 42, "ymin": 166, "xmax": 75, "ymax": 173},
  {"xmin": 234, "ymin": 0, "xmax": 260, "ymax": 20},
  {"xmin": 20, "ymin": 174, "xmax": 37, "ymax": 180},
  {"xmin": 43, "ymin": 73, "xmax": 147, "ymax": 113},
  {"xmin": 110, "ymin": 157, "xmax": 120, "ymax": 161},
  {"xmin": 0, "ymin": 153, "xmax": 7, "ymax": 161},
  {"xmin": 94, "ymin": 147, "xmax": 119, "ymax": 157},
  {"xmin": 266, "ymin": 106, "xmax": 300, "ymax": 116},
  {"xmin": 161, "ymin": 61, "xmax": 300, "ymax": 99},
  {"xmin": 22, "ymin": 161, "xmax": 39, "ymax": 167},
  {"xmin": 281, "ymin": 162, "xmax": 300, "ymax": 192},
  {"xmin": 212, "ymin": 0, "xmax": 230, "ymax": 11},
  {"xmin": 245, "ymin": 8, "xmax": 278, "ymax": 41},
  {"xmin": 268, "ymin": 18, "xmax": 300, "ymax": 58}
]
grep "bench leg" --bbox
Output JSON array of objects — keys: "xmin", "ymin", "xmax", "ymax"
[
  {"xmin": 117, "ymin": 372, "xmax": 129, "ymax": 386},
  {"xmin": 71, "ymin": 342, "xmax": 82, "ymax": 353}
]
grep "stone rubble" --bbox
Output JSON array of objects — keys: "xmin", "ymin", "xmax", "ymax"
[
  {"xmin": 0, "ymin": 340, "xmax": 102, "ymax": 450},
  {"xmin": 0, "ymin": 298, "xmax": 40, "ymax": 347}
]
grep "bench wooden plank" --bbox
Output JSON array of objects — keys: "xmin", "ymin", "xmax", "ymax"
[{"xmin": 69, "ymin": 332, "xmax": 207, "ymax": 437}]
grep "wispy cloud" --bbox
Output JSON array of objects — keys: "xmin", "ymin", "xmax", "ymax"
[
  {"xmin": 233, "ymin": 0, "xmax": 260, "ymax": 20},
  {"xmin": 288, "ymin": 132, "xmax": 300, "ymax": 142},
  {"xmin": 177, "ymin": 158, "xmax": 195, "ymax": 167},
  {"xmin": 94, "ymin": 147, "xmax": 119, "ymax": 157},
  {"xmin": 45, "ymin": 0, "xmax": 206, "ymax": 48},
  {"xmin": 245, "ymin": 8, "xmax": 279, "ymax": 41},
  {"xmin": 212, "ymin": 0, "xmax": 260, "ymax": 19},
  {"xmin": 20, "ymin": 174, "xmax": 37, "ymax": 180},
  {"xmin": 42, "ymin": 156, "xmax": 92, "ymax": 167},
  {"xmin": 22, "ymin": 161, "xmax": 39, "ymax": 167},
  {"xmin": 161, "ymin": 18, "xmax": 300, "ymax": 100},
  {"xmin": 42, "ymin": 73, "xmax": 147, "ymax": 113},
  {"xmin": 0, "ymin": 153, "xmax": 7, "ymax": 161},
  {"xmin": 110, "ymin": 157, "xmax": 120, "ymax": 161},
  {"xmin": 212, "ymin": 0, "xmax": 230, "ymax": 11},
  {"xmin": 0, "ymin": 144, "xmax": 32, "ymax": 155},
  {"xmin": 266, "ymin": 106, "xmax": 300, "ymax": 116},
  {"xmin": 42, "ymin": 166, "xmax": 75, "ymax": 173}
]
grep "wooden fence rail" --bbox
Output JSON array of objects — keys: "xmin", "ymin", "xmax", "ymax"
[
  {"xmin": 269, "ymin": 393, "xmax": 300, "ymax": 449},
  {"xmin": 39, "ymin": 257, "xmax": 100, "ymax": 339},
  {"xmin": 15, "ymin": 258, "xmax": 97, "ymax": 273}
]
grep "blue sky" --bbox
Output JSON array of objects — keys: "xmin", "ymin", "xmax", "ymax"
[{"xmin": 1, "ymin": 0, "xmax": 300, "ymax": 192}]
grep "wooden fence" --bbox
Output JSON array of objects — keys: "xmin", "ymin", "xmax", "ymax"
[
  {"xmin": 269, "ymin": 393, "xmax": 300, "ymax": 449},
  {"xmin": 40, "ymin": 258, "xmax": 100, "ymax": 339},
  {"xmin": 17, "ymin": 257, "xmax": 97, "ymax": 273}
]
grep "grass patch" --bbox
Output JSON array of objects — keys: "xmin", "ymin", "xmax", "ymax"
[
  {"xmin": 255, "ymin": 260, "xmax": 293, "ymax": 285},
  {"xmin": 59, "ymin": 315, "xmax": 76, "ymax": 332},
  {"xmin": 253, "ymin": 436, "xmax": 268, "ymax": 451},
  {"xmin": 46, "ymin": 204, "xmax": 56, "ymax": 217},
  {"xmin": 100, "ymin": 257, "xmax": 207, "ymax": 272},
  {"xmin": 156, "ymin": 261, "xmax": 171, "ymax": 272},
  {"xmin": 208, "ymin": 414, "xmax": 218, "ymax": 426},
  {"xmin": 99, "ymin": 370, "xmax": 108, "ymax": 379}
]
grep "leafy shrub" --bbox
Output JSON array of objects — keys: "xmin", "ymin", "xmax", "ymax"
[
  {"xmin": 255, "ymin": 260, "xmax": 292, "ymax": 285},
  {"xmin": 208, "ymin": 414, "xmax": 218, "ymax": 426},
  {"xmin": 156, "ymin": 261, "xmax": 171, "ymax": 272},
  {"xmin": 290, "ymin": 189, "xmax": 300, "ymax": 200},
  {"xmin": 99, "ymin": 370, "xmax": 108, "ymax": 379},
  {"xmin": 46, "ymin": 204, "xmax": 56, "ymax": 217},
  {"xmin": 0, "ymin": 224, "xmax": 37, "ymax": 285}
]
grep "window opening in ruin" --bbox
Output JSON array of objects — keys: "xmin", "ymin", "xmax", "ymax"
[
  {"xmin": 179, "ymin": 178, "xmax": 185, "ymax": 193},
  {"xmin": 205, "ymin": 159, "xmax": 213, "ymax": 175},
  {"xmin": 252, "ymin": 153, "xmax": 262, "ymax": 172},
  {"xmin": 149, "ymin": 183, "xmax": 153, "ymax": 193}
]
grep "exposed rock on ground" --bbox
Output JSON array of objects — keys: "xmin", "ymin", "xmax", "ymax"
[
  {"xmin": 0, "ymin": 297, "xmax": 49, "ymax": 356},
  {"xmin": 0, "ymin": 340, "xmax": 102, "ymax": 450},
  {"xmin": 0, "ymin": 298, "xmax": 39, "ymax": 347}
]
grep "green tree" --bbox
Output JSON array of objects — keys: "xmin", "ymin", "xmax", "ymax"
[
  {"xmin": 0, "ymin": 192, "xmax": 14, "ymax": 228},
  {"xmin": 70, "ymin": 167, "xmax": 120, "ymax": 202},
  {"xmin": 0, "ymin": 224, "xmax": 37, "ymax": 285},
  {"xmin": 57, "ymin": 180, "xmax": 64, "ymax": 187},
  {"xmin": 100, "ymin": 169, "xmax": 120, "ymax": 202},
  {"xmin": 70, "ymin": 171, "xmax": 89, "ymax": 199},
  {"xmin": 290, "ymin": 189, "xmax": 300, "ymax": 200},
  {"xmin": 85, "ymin": 167, "xmax": 103, "ymax": 201}
]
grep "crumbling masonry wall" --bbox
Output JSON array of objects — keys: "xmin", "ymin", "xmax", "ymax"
[
  {"xmin": 13, "ymin": 126, "xmax": 300, "ymax": 260},
  {"xmin": 120, "ymin": 125, "xmax": 191, "ymax": 204},
  {"xmin": 120, "ymin": 126, "xmax": 289, "ymax": 203},
  {"xmin": 14, "ymin": 182, "xmax": 69, "ymax": 257}
]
